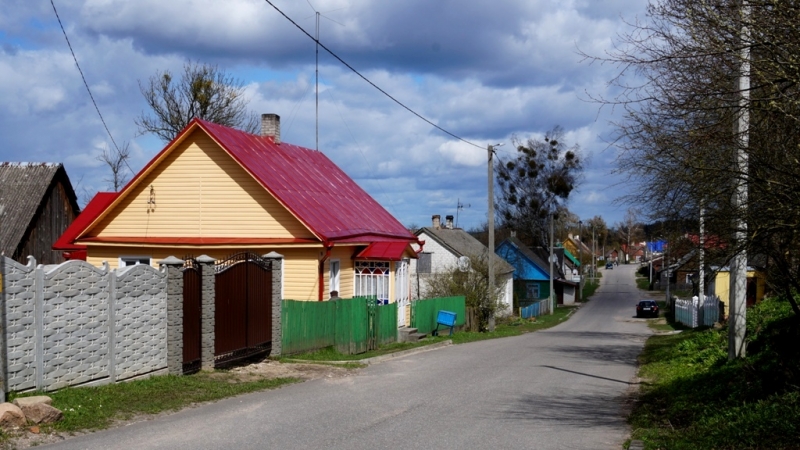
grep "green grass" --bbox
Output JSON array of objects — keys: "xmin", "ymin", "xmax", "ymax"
[
  {"xmin": 636, "ymin": 277, "xmax": 651, "ymax": 291},
  {"xmin": 8, "ymin": 371, "xmax": 299, "ymax": 434},
  {"xmin": 628, "ymin": 297, "xmax": 800, "ymax": 449},
  {"xmin": 582, "ymin": 278, "xmax": 600, "ymax": 301},
  {"xmin": 283, "ymin": 341, "xmax": 443, "ymax": 362}
]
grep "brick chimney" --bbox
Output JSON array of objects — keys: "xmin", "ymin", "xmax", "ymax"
[
  {"xmin": 432, "ymin": 215, "xmax": 441, "ymax": 229},
  {"xmin": 445, "ymin": 215, "xmax": 454, "ymax": 229},
  {"xmin": 261, "ymin": 113, "xmax": 280, "ymax": 144}
]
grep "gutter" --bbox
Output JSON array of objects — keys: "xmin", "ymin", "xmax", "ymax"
[{"xmin": 318, "ymin": 242, "xmax": 333, "ymax": 301}]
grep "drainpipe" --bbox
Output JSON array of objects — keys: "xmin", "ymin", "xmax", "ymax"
[{"xmin": 319, "ymin": 243, "xmax": 333, "ymax": 301}]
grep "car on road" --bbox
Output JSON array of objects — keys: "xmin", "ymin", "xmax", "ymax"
[
  {"xmin": 605, "ymin": 262, "xmax": 614, "ymax": 269},
  {"xmin": 636, "ymin": 300, "xmax": 659, "ymax": 318}
]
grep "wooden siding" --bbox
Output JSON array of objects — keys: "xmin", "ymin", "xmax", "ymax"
[
  {"xmin": 17, "ymin": 181, "xmax": 77, "ymax": 265},
  {"xmin": 325, "ymin": 246, "xmax": 355, "ymax": 299},
  {"xmin": 90, "ymin": 130, "xmax": 314, "ymax": 240}
]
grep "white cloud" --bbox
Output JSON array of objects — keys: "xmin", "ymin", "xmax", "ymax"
[{"xmin": 0, "ymin": 0, "xmax": 650, "ymax": 227}]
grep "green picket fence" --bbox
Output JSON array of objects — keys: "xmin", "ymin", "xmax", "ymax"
[
  {"xmin": 281, "ymin": 300, "xmax": 337, "ymax": 355},
  {"xmin": 411, "ymin": 296, "xmax": 466, "ymax": 335},
  {"xmin": 281, "ymin": 297, "xmax": 397, "ymax": 356}
]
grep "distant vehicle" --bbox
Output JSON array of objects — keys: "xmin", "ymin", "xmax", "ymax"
[
  {"xmin": 605, "ymin": 262, "xmax": 614, "ymax": 270},
  {"xmin": 636, "ymin": 300, "xmax": 659, "ymax": 318}
]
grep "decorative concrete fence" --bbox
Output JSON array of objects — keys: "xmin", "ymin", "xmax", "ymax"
[{"xmin": 0, "ymin": 256, "xmax": 168, "ymax": 401}]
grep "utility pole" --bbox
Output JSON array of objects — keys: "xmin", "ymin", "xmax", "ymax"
[
  {"xmin": 487, "ymin": 143, "xmax": 502, "ymax": 331},
  {"xmin": 578, "ymin": 220, "xmax": 583, "ymax": 302},
  {"xmin": 549, "ymin": 213, "xmax": 554, "ymax": 314},
  {"xmin": 730, "ymin": 1, "xmax": 750, "ymax": 359}
]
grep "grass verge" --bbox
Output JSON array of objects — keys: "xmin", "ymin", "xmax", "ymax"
[
  {"xmin": 583, "ymin": 278, "xmax": 600, "ymax": 301},
  {"xmin": 635, "ymin": 277, "xmax": 650, "ymax": 291},
  {"xmin": 628, "ymin": 297, "xmax": 800, "ymax": 449},
  {"xmin": 7, "ymin": 371, "xmax": 299, "ymax": 435}
]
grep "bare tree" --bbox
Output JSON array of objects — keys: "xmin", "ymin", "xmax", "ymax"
[
  {"xmin": 585, "ymin": 0, "xmax": 800, "ymax": 316},
  {"xmin": 136, "ymin": 61, "xmax": 258, "ymax": 142},
  {"xmin": 96, "ymin": 141, "xmax": 131, "ymax": 191}
]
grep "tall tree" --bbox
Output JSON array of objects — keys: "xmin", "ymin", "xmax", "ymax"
[
  {"xmin": 136, "ymin": 61, "xmax": 258, "ymax": 142},
  {"xmin": 495, "ymin": 126, "xmax": 583, "ymax": 248},
  {"xmin": 586, "ymin": 0, "xmax": 800, "ymax": 317}
]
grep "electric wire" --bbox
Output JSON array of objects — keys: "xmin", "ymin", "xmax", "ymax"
[
  {"xmin": 50, "ymin": 0, "xmax": 133, "ymax": 175},
  {"xmin": 264, "ymin": 0, "xmax": 484, "ymax": 150}
]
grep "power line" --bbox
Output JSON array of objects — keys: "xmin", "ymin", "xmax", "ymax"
[
  {"xmin": 50, "ymin": 0, "xmax": 133, "ymax": 174},
  {"xmin": 263, "ymin": 0, "xmax": 484, "ymax": 150}
]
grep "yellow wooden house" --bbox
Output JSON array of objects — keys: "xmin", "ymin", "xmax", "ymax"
[
  {"xmin": 711, "ymin": 267, "xmax": 766, "ymax": 314},
  {"xmin": 55, "ymin": 115, "xmax": 420, "ymax": 308}
]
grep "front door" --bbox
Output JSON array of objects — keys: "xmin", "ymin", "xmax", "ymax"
[{"xmin": 395, "ymin": 259, "xmax": 410, "ymax": 327}]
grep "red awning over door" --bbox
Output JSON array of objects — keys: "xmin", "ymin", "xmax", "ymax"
[{"xmin": 355, "ymin": 241, "xmax": 412, "ymax": 261}]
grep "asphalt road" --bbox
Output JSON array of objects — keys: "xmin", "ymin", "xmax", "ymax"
[{"xmin": 43, "ymin": 264, "xmax": 650, "ymax": 450}]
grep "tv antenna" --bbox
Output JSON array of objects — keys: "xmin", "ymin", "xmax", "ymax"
[
  {"xmin": 305, "ymin": 1, "xmax": 345, "ymax": 151},
  {"xmin": 455, "ymin": 198, "xmax": 470, "ymax": 229}
]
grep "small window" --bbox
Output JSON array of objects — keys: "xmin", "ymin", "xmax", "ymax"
[
  {"xmin": 330, "ymin": 260, "xmax": 340, "ymax": 296},
  {"xmin": 120, "ymin": 256, "xmax": 151, "ymax": 267},
  {"xmin": 526, "ymin": 283, "xmax": 540, "ymax": 299},
  {"xmin": 418, "ymin": 253, "xmax": 432, "ymax": 274}
]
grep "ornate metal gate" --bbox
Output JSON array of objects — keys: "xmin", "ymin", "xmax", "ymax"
[{"xmin": 214, "ymin": 252, "xmax": 273, "ymax": 366}]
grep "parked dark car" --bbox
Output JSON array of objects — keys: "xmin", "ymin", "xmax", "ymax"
[
  {"xmin": 605, "ymin": 262, "xmax": 614, "ymax": 269},
  {"xmin": 636, "ymin": 300, "xmax": 659, "ymax": 318}
]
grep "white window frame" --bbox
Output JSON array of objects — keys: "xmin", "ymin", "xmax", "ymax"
[
  {"xmin": 329, "ymin": 259, "xmax": 340, "ymax": 297},
  {"xmin": 119, "ymin": 256, "xmax": 152, "ymax": 267},
  {"xmin": 355, "ymin": 261, "xmax": 390, "ymax": 304}
]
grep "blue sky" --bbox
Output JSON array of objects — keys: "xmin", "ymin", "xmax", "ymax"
[{"xmin": 0, "ymin": 0, "xmax": 649, "ymax": 231}]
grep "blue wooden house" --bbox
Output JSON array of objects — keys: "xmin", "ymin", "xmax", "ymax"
[{"xmin": 496, "ymin": 236, "xmax": 578, "ymax": 309}]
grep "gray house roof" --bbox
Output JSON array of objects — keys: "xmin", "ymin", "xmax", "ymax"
[
  {"xmin": 416, "ymin": 226, "xmax": 514, "ymax": 274},
  {"xmin": 0, "ymin": 162, "xmax": 79, "ymax": 258}
]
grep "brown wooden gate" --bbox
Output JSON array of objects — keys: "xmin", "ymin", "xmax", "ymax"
[
  {"xmin": 214, "ymin": 252, "xmax": 273, "ymax": 366},
  {"xmin": 182, "ymin": 258, "xmax": 202, "ymax": 374}
]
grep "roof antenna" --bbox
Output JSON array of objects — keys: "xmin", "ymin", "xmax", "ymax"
[
  {"xmin": 455, "ymin": 198, "xmax": 470, "ymax": 229},
  {"xmin": 305, "ymin": 1, "xmax": 345, "ymax": 152}
]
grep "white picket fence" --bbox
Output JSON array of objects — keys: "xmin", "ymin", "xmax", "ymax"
[{"xmin": 674, "ymin": 295, "xmax": 721, "ymax": 328}]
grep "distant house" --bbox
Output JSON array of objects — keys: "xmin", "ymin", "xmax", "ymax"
[
  {"xmin": 410, "ymin": 215, "xmax": 514, "ymax": 314},
  {"xmin": 0, "ymin": 162, "xmax": 80, "ymax": 264},
  {"xmin": 563, "ymin": 234, "xmax": 592, "ymax": 266},
  {"xmin": 709, "ymin": 266, "xmax": 766, "ymax": 313},
  {"xmin": 497, "ymin": 236, "xmax": 551, "ymax": 307},
  {"xmin": 54, "ymin": 115, "xmax": 420, "ymax": 311}
]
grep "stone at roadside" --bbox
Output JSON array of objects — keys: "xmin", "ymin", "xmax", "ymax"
[
  {"xmin": 13, "ymin": 397, "xmax": 63, "ymax": 424},
  {"xmin": 29, "ymin": 425, "xmax": 40, "ymax": 434},
  {"xmin": 0, "ymin": 403, "xmax": 26, "ymax": 429},
  {"xmin": 13, "ymin": 396, "xmax": 52, "ymax": 408}
]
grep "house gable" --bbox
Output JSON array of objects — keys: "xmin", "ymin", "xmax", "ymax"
[
  {"xmin": 496, "ymin": 240, "xmax": 549, "ymax": 281},
  {"xmin": 86, "ymin": 128, "xmax": 316, "ymax": 241}
]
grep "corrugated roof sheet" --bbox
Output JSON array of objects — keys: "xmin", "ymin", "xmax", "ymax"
[
  {"xmin": 0, "ymin": 162, "xmax": 65, "ymax": 256},
  {"xmin": 502, "ymin": 236, "xmax": 553, "ymax": 277},
  {"xmin": 416, "ymin": 227, "xmax": 515, "ymax": 274},
  {"xmin": 197, "ymin": 120, "xmax": 414, "ymax": 243}
]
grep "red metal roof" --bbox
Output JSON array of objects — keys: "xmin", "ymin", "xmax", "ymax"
[
  {"xmin": 53, "ymin": 192, "xmax": 118, "ymax": 251},
  {"xmin": 195, "ymin": 119, "xmax": 415, "ymax": 244},
  {"xmin": 355, "ymin": 241, "xmax": 415, "ymax": 261},
  {"xmin": 57, "ymin": 119, "xmax": 418, "ymax": 250}
]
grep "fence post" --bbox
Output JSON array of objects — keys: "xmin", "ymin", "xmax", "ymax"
[
  {"xmin": 263, "ymin": 252, "xmax": 283, "ymax": 357},
  {"xmin": 196, "ymin": 255, "xmax": 216, "ymax": 370},
  {"xmin": 159, "ymin": 256, "xmax": 185, "ymax": 375}
]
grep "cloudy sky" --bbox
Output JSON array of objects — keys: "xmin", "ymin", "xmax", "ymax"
[{"xmin": 1, "ymin": 0, "xmax": 648, "ymax": 231}]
